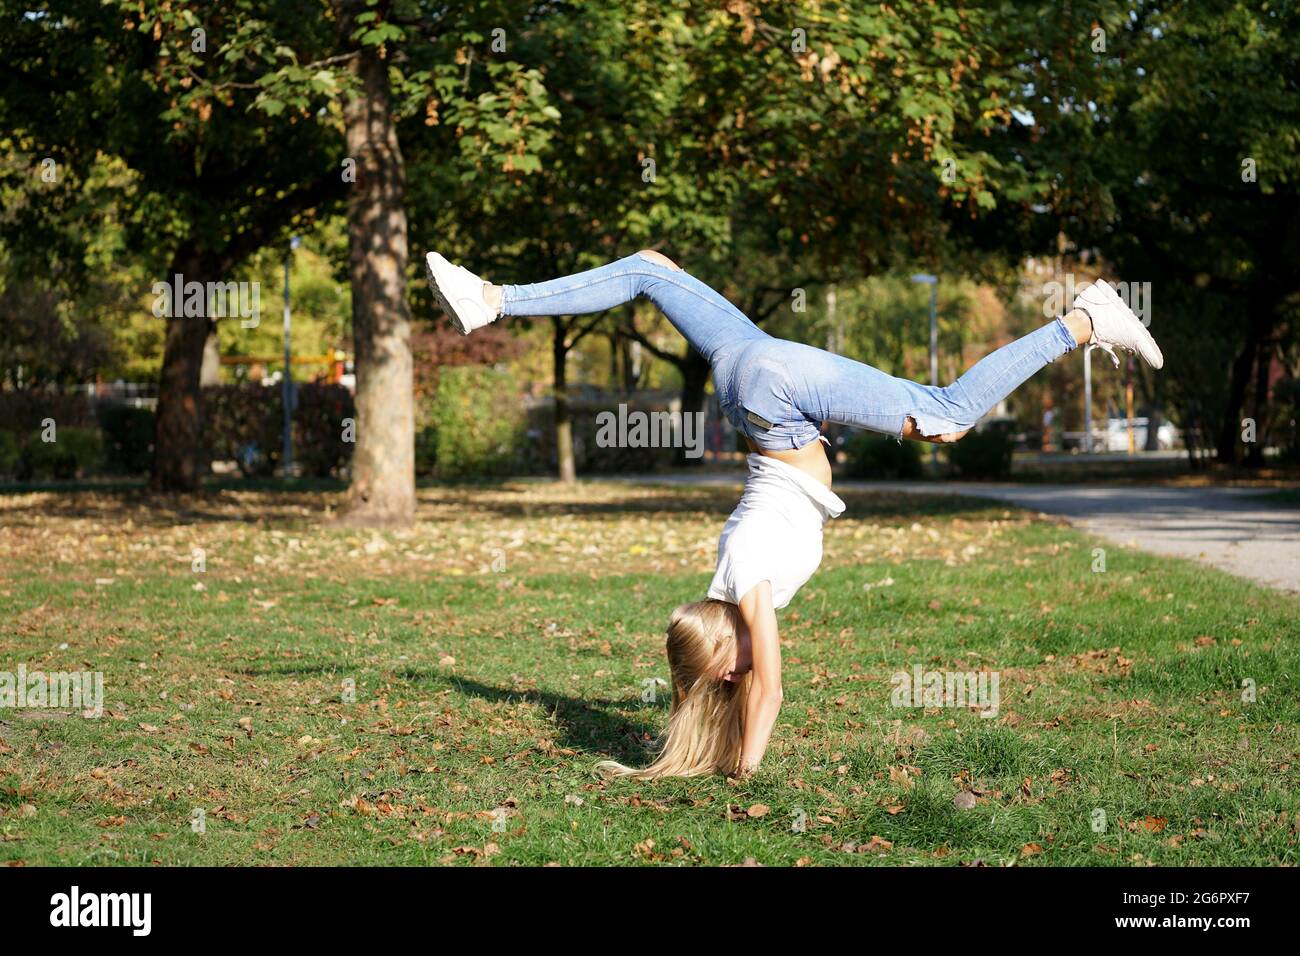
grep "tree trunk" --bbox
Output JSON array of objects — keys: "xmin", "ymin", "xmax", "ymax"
[
  {"xmin": 1216, "ymin": 314, "xmax": 1258, "ymax": 464},
  {"xmin": 150, "ymin": 244, "xmax": 217, "ymax": 492},
  {"xmin": 1144, "ymin": 407, "xmax": 1161, "ymax": 452},
  {"xmin": 340, "ymin": 41, "xmax": 415, "ymax": 525},
  {"xmin": 1245, "ymin": 330, "xmax": 1273, "ymax": 468},
  {"xmin": 553, "ymin": 318, "xmax": 576, "ymax": 483},
  {"xmin": 675, "ymin": 350, "xmax": 710, "ymax": 466}
]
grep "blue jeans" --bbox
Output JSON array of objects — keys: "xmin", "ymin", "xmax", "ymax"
[{"xmin": 501, "ymin": 253, "xmax": 1078, "ymax": 451}]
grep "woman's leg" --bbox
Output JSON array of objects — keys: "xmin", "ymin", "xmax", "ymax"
[
  {"xmin": 497, "ymin": 251, "xmax": 768, "ymax": 364},
  {"xmin": 785, "ymin": 313, "xmax": 1090, "ymax": 442}
]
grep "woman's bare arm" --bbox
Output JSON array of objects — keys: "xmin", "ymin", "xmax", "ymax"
[{"xmin": 737, "ymin": 581, "xmax": 783, "ymax": 775}]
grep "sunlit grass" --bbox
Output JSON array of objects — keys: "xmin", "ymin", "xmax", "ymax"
[{"xmin": 0, "ymin": 480, "xmax": 1296, "ymax": 865}]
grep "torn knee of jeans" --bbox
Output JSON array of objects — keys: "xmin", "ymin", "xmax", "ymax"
[
  {"xmin": 636, "ymin": 249, "xmax": 681, "ymax": 271},
  {"xmin": 907, "ymin": 413, "xmax": 966, "ymax": 439}
]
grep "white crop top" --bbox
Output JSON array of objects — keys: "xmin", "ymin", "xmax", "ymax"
[{"xmin": 707, "ymin": 454, "xmax": 846, "ymax": 610}]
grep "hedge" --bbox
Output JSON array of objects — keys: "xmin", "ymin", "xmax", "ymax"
[
  {"xmin": 1, "ymin": 426, "xmax": 103, "ymax": 480},
  {"xmin": 842, "ymin": 432, "xmax": 922, "ymax": 479},
  {"xmin": 203, "ymin": 382, "xmax": 355, "ymax": 478},
  {"xmin": 946, "ymin": 427, "xmax": 1014, "ymax": 479}
]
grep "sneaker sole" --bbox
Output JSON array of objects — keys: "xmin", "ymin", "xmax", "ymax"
[
  {"xmin": 425, "ymin": 252, "xmax": 472, "ymax": 335},
  {"xmin": 1083, "ymin": 280, "xmax": 1164, "ymax": 369}
]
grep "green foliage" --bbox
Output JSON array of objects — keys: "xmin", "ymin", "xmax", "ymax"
[
  {"xmin": 217, "ymin": 236, "xmax": 350, "ymax": 373},
  {"xmin": 429, "ymin": 367, "xmax": 526, "ymax": 478},
  {"xmin": 19, "ymin": 427, "xmax": 103, "ymax": 480},
  {"xmin": 1007, "ymin": 2, "xmax": 1300, "ymax": 460},
  {"xmin": 56, "ymin": 427, "xmax": 104, "ymax": 477},
  {"xmin": 843, "ymin": 432, "xmax": 922, "ymax": 479},
  {"xmin": 6, "ymin": 0, "xmax": 1298, "ymax": 477},
  {"xmin": 945, "ymin": 427, "xmax": 1013, "ymax": 479}
]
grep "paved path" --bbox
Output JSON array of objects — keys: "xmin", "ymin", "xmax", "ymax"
[
  {"xmin": 607, "ymin": 472, "xmax": 1299, "ymax": 592},
  {"xmin": 866, "ymin": 482, "xmax": 1299, "ymax": 592}
]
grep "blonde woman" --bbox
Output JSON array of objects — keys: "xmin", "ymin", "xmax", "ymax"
[{"xmin": 426, "ymin": 249, "xmax": 1163, "ymax": 780}]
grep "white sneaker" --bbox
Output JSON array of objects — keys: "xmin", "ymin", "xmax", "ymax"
[
  {"xmin": 425, "ymin": 252, "xmax": 498, "ymax": 335},
  {"xmin": 1073, "ymin": 279, "xmax": 1163, "ymax": 369}
]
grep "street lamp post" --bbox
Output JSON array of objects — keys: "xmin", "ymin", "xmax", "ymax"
[
  {"xmin": 1083, "ymin": 344, "xmax": 1093, "ymax": 455},
  {"xmin": 911, "ymin": 274, "xmax": 938, "ymax": 473},
  {"xmin": 282, "ymin": 235, "xmax": 301, "ymax": 476}
]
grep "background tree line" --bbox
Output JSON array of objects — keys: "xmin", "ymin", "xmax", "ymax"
[{"xmin": 2, "ymin": 0, "xmax": 1296, "ymax": 520}]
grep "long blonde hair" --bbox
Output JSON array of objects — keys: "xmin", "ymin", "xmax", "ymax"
[{"xmin": 595, "ymin": 599, "xmax": 750, "ymax": 780}]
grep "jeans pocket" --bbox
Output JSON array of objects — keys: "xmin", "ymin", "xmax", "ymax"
[{"xmin": 738, "ymin": 363, "xmax": 796, "ymax": 429}]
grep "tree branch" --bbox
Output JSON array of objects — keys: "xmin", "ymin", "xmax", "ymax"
[
  {"xmin": 618, "ymin": 318, "xmax": 687, "ymax": 369},
  {"xmin": 566, "ymin": 310, "xmax": 609, "ymax": 350}
]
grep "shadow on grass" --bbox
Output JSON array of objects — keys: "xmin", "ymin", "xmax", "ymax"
[
  {"xmin": 408, "ymin": 671, "xmax": 661, "ymax": 768},
  {"xmin": 0, "ymin": 472, "xmax": 1008, "ymax": 529},
  {"xmin": 220, "ymin": 655, "xmax": 663, "ymax": 765},
  {"xmin": 0, "ymin": 487, "xmax": 337, "ymax": 529}
]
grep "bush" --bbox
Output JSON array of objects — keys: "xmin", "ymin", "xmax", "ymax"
[
  {"xmin": 843, "ymin": 432, "xmax": 923, "ymax": 479},
  {"xmin": 0, "ymin": 391, "xmax": 100, "ymax": 481},
  {"xmin": 58, "ymin": 427, "xmax": 104, "ymax": 478},
  {"xmin": 946, "ymin": 427, "xmax": 1013, "ymax": 479},
  {"xmin": 429, "ymin": 366, "xmax": 526, "ymax": 478},
  {"xmin": 19, "ymin": 426, "xmax": 103, "ymax": 480},
  {"xmin": 97, "ymin": 405, "xmax": 155, "ymax": 475}
]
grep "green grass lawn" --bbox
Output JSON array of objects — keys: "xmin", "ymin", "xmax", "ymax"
[{"xmin": 1, "ymin": 480, "xmax": 1296, "ymax": 866}]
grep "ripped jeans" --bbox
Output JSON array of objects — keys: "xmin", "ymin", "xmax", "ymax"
[{"xmin": 500, "ymin": 253, "xmax": 1078, "ymax": 451}]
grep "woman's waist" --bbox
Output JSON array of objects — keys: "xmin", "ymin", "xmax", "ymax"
[
  {"xmin": 753, "ymin": 442, "xmax": 832, "ymax": 489},
  {"xmin": 732, "ymin": 485, "xmax": 830, "ymax": 529}
]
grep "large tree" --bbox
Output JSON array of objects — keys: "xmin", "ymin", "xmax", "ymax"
[
  {"xmin": 991, "ymin": 1, "xmax": 1300, "ymax": 463},
  {"xmin": 4, "ymin": 0, "xmax": 558, "ymax": 509},
  {"xmin": 1, "ymin": 0, "xmax": 345, "ymax": 490},
  {"xmin": 176, "ymin": 0, "xmax": 557, "ymax": 515},
  {"xmin": 419, "ymin": 1, "xmax": 1051, "ymax": 476}
]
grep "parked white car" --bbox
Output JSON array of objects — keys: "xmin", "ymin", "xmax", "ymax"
[{"xmin": 1105, "ymin": 417, "xmax": 1179, "ymax": 451}]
